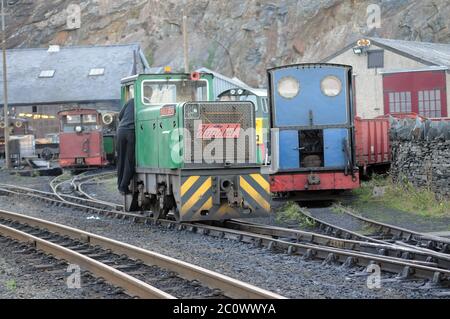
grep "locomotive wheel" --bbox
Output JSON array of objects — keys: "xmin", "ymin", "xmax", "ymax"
[
  {"xmin": 152, "ymin": 194, "xmax": 175, "ymax": 221},
  {"xmin": 41, "ymin": 147, "xmax": 54, "ymax": 161},
  {"xmin": 170, "ymin": 208, "xmax": 180, "ymax": 222}
]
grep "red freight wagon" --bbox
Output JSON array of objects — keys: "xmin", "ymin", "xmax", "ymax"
[{"xmin": 354, "ymin": 117, "xmax": 391, "ymax": 174}]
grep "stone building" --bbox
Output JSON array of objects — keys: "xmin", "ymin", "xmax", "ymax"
[
  {"xmin": 323, "ymin": 37, "xmax": 450, "ymax": 119},
  {"xmin": 0, "ymin": 43, "xmax": 149, "ymax": 138}
]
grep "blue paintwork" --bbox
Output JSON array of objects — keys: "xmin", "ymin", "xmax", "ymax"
[
  {"xmin": 279, "ymin": 130, "xmax": 300, "ymax": 169},
  {"xmin": 270, "ymin": 64, "xmax": 354, "ymax": 172},
  {"xmin": 323, "ymin": 128, "xmax": 348, "ymax": 167},
  {"xmin": 271, "ymin": 65, "xmax": 349, "ymax": 127}
]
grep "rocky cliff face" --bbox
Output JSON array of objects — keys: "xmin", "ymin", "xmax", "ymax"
[{"xmin": 6, "ymin": 0, "xmax": 450, "ymax": 86}]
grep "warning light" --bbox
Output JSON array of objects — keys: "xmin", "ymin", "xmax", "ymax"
[
  {"xmin": 190, "ymin": 72, "xmax": 201, "ymax": 81},
  {"xmin": 357, "ymin": 39, "xmax": 371, "ymax": 47},
  {"xmin": 164, "ymin": 66, "xmax": 172, "ymax": 73}
]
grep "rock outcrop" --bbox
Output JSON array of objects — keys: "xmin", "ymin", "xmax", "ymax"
[{"xmin": 5, "ymin": 0, "xmax": 450, "ymax": 86}]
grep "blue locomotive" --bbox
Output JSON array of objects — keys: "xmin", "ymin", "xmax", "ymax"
[{"xmin": 267, "ymin": 63, "xmax": 359, "ymax": 199}]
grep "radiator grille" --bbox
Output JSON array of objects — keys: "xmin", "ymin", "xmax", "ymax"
[{"xmin": 184, "ymin": 102, "xmax": 256, "ymax": 165}]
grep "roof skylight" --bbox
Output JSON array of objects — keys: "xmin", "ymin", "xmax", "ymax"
[
  {"xmin": 89, "ymin": 68, "xmax": 105, "ymax": 76},
  {"xmin": 39, "ymin": 70, "xmax": 55, "ymax": 78}
]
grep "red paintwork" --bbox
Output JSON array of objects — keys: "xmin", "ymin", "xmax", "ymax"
[
  {"xmin": 354, "ymin": 117, "xmax": 391, "ymax": 167},
  {"xmin": 197, "ymin": 123, "xmax": 241, "ymax": 139},
  {"xmin": 383, "ymin": 71, "xmax": 448, "ymax": 117},
  {"xmin": 59, "ymin": 131, "xmax": 107, "ymax": 168},
  {"xmin": 58, "ymin": 108, "xmax": 107, "ymax": 169},
  {"xmin": 270, "ymin": 171, "xmax": 360, "ymax": 192}
]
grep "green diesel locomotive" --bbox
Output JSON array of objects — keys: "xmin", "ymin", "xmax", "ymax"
[{"xmin": 121, "ymin": 72, "xmax": 271, "ymax": 222}]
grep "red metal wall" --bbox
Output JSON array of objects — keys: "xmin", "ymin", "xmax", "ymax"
[
  {"xmin": 354, "ymin": 117, "xmax": 390, "ymax": 167},
  {"xmin": 383, "ymin": 70, "xmax": 447, "ymax": 117},
  {"xmin": 270, "ymin": 172, "xmax": 360, "ymax": 192},
  {"xmin": 59, "ymin": 131, "xmax": 105, "ymax": 167}
]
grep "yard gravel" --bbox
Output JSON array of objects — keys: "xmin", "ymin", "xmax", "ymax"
[
  {"xmin": 0, "ymin": 236, "xmax": 129, "ymax": 299},
  {"xmin": 0, "ymin": 171, "xmax": 448, "ymax": 299}
]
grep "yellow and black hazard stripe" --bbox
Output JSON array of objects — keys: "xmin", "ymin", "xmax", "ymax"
[
  {"xmin": 239, "ymin": 173, "xmax": 271, "ymax": 212},
  {"xmin": 180, "ymin": 176, "xmax": 213, "ymax": 219}
]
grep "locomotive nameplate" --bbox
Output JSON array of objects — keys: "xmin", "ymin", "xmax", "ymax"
[
  {"xmin": 160, "ymin": 105, "xmax": 176, "ymax": 117},
  {"xmin": 196, "ymin": 123, "xmax": 241, "ymax": 139}
]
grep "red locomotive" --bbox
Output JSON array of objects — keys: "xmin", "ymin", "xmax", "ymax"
[{"xmin": 58, "ymin": 108, "xmax": 117, "ymax": 169}]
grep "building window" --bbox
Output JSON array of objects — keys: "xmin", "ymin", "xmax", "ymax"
[
  {"xmin": 89, "ymin": 68, "xmax": 105, "ymax": 76},
  {"xmin": 418, "ymin": 90, "xmax": 442, "ymax": 118},
  {"xmin": 388, "ymin": 91, "xmax": 411, "ymax": 113},
  {"xmin": 39, "ymin": 70, "xmax": 55, "ymax": 78},
  {"xmin": 32, "ymin": 106, "xmax": 37, "ymax": 113},
  {"xmin": 367, "ymin": 50, "xmax": 384, "ymax": 69}
]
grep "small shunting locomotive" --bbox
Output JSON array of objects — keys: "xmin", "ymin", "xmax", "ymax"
[
  {"xmin": 121, "ymin": 72, "xmax": 271, "ymax": 222},
  {"xmin": 267, "ymin": 63, "xmax": 360, "ymax": 199},
  {"xmin": 58, "ymin": 108, "xmax": 118, "ymax": 170}
]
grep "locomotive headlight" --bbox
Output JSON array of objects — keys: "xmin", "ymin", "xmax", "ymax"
[
  {"xmin": 277, "ymin": 76, "xmax": 300, "ymax": 99},
  {"xmin": 321, "ymin": 76, "xmax": 342, "ymax": 97},
  {"xmin": 75, "ymin": 126, "xmax": 83, "ymax": 133},
  {"xmin": 185, "ymin": 104, "xmax": 200, "ymax": 119}
]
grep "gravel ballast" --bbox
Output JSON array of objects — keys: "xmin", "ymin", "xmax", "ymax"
[
  {"xmin": 0, "ymin": 171, "xmax": 449, "ymax": 299},
  {"xmin": 0, "ymin": 236, "xmax": 129, "ymax": 299}
]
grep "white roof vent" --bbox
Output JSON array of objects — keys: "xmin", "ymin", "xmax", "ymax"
[
  {"xmin": 39, "ymin": 70, "xmax": 55, "ymax": 78},
  {"xmin": 89, "ymin": 68, "xmax": 105, "ymax": 76},
  {"xmin": 48, "ymin": 45, "xmax": 60, "ymax": 53}
]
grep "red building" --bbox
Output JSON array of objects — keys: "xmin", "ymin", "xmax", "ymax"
[
  {"xmin": 324, "ymin": 37, "xmax": 450, "ymax": 119},
  {"xmin": 382, "ymin": 68, "xmax": 447, "ymax": 118}
]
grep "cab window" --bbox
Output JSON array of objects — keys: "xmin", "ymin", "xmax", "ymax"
[
  {"xmin": 65, "ymin": 115, "xmax": 81, "ymax": 124},
  {"xmin": 142, "ymin": 80, "xmax": 208, "ymax": 104},
  {"xmin": 124, "ymin": 84, "xmax": 134, "ymax": 101},
  {"xmin": 61, "ymin": 114, "xmax": 99, "ymax": 132},
  {"xmin": 261, "ymin": 98, "xmax": 269, "ymax": 114},
  {"xmin": 83, "ymin": 114, "xmax": 97, "ymax": 124}
]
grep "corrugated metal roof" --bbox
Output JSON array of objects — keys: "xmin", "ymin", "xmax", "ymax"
[
  {"xmin": 196, "ymin": 67, "xmax": 251, "ymax": 97},
  {"xmin": 370, "ymin": 37, "xmax": 450, "ymax": 68},
  {"xmin": 0, "ymin": 43, "xmax": 148, "ymax": 106},
  {"xmin": 379, "ymin": 66, "xmax": 449, "ymax": 74},
  {"xmin": 323, "ymin": 37, "xmax": 450, "ymax": 69}
]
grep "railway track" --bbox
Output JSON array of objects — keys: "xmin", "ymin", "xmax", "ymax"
[
  {"xmin": 300, "ymin": 205, "xmax": 450, "ymax": 254},
  {"xmin": 0, "ymin": 209, "xmax": 284, "ymax": 299},
  {"xmin": 1, "ymin": 173, "xmax": 450, "ymax": 285},
  {"xmin": 336, "ymin": 205, "xmax": 450, "ymax": 253},
  {"xmin": 50, "ymin": 171, "xmax": 121, "ymax": 211}
]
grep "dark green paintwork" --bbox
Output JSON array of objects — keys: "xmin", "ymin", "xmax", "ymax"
[
  {"xmin": 121, "ymin": 73, "xmax": 214, "ymax": 170},
  {"xmin": 103, "ymin": 135, "xmax": 115, "ymax": 155}
]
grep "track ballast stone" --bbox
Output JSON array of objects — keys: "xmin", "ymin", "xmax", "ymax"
[{"xmin": 0, "ymin": 189, "xmax": 448, "ymax": 299}]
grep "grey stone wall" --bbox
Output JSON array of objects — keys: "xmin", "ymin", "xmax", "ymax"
[{"xmin": 390, "ymin": 139, "xmax": 450, "ymax": 199}]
